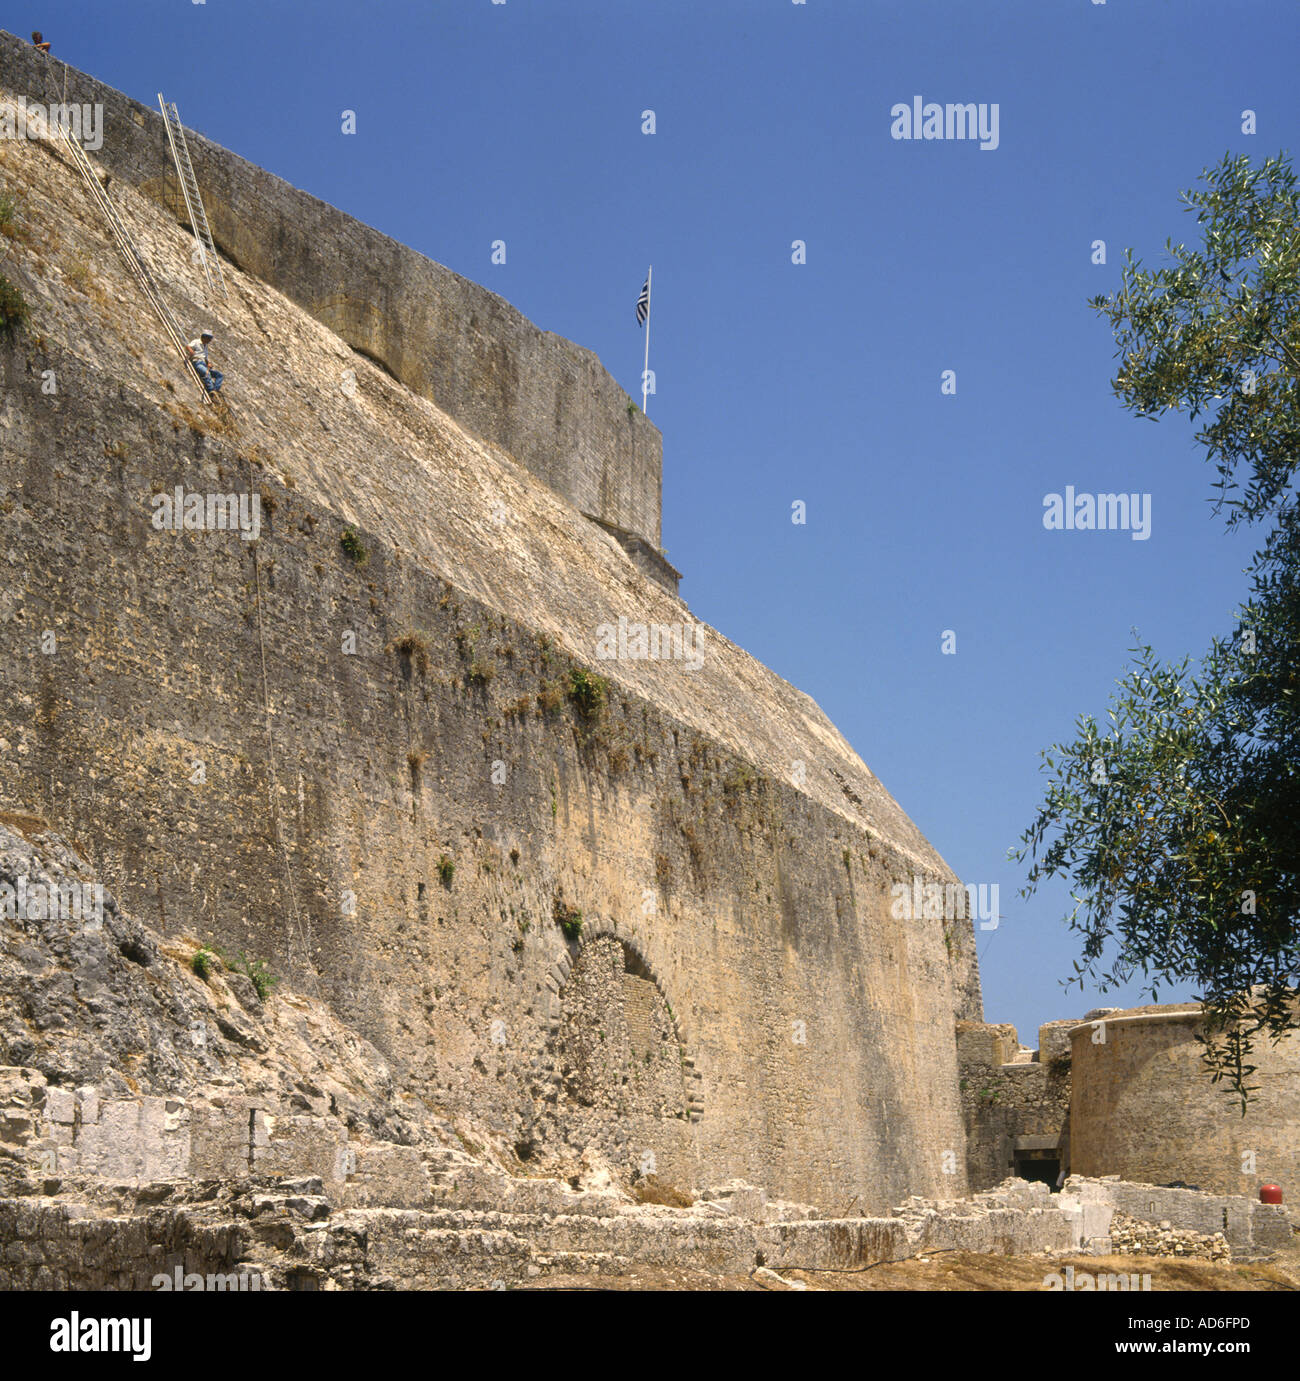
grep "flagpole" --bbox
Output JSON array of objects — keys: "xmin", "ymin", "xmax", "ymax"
[{"xmin": 641, "ymin": 264, "xmax": 652, "ymax": 416}]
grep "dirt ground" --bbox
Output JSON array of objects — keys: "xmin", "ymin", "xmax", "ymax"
[{"xmin": 523, "ymin": 1247, "xmax": 1300, "ymax": 1291}]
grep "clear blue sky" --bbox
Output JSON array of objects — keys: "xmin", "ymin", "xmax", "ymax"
[{"xmin": 34, "ymin": 0, "xmax": 1298, "ymax": 1042}]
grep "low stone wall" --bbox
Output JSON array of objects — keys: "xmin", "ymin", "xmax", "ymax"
[
  {"xmin": 0, "ymin": 1199, "xmax": 253, "ymax": 1291},
  {"xmin": 893, "ymin": 1180, "xmax": 1081, "ymax": 1257},
  {"xmin": 0, "ymin": 1142, "xmax": 1118, "ymax": 1288},
  {"xmin": 1063, "ymin": 1176, "xmax": 1294, "ymax": 1260}
]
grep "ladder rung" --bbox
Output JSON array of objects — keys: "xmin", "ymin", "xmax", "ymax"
[{"xmin": 157, "ymin": 92, "xmax": 227, "ymax": 301}]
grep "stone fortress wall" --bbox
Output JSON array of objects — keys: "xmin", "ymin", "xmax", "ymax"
[
  {"xmin": 957, "ymin": 1019, "xmax": 1074, "ymax": 1191},
  {"xmin": 0, "ymin": 37, "xmax": 982, "ymax": 1217},
  {"xmin": 961, "ymin": 1003, "xmax": 1300, "ymax": 1205},
  {"xmin": 1069, "ymin": 1006, "xmax": 1300, "ymax": 1198},
  {"xmin": 1, "ymin": 33, "xmax": 1295, "ymax": 1282},
  {"xmin": 0, "ymin": 30, "xmax": 666, "ymax": 563}
]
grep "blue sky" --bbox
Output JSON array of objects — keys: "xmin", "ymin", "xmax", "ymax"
[{"xmin": 34, "ymin": 0, "xmax": 1298, "ymax": 1042}]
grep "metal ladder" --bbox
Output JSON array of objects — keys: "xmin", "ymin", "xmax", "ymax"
[
  {"xmin": 158, "ymin": 93, "xmax": 227, "ymax": 301},
  {"xmin": 33, "ymin": 52, "xmax": 215, "ymax": 405},
  {"xmin": 51, "ymin": 115, "xmax": 215, "ymax": 405}
]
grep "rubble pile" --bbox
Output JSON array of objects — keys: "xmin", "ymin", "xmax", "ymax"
[{"xmin": 1108, "ymin": 1210, "xmax": 1231, "ymax": 1262}]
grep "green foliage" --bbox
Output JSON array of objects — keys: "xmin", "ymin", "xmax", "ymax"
[
  {"xmin": 192, "ymin": 946, "xmax": 217, "ymax": 982},
  {"xmin": 340, "ymin": 527, "xmax": 367, "ymax": 563},
  {"xmin": 722, "ymin": 761, "xmax": 755, "ymax": 795},
  {"xmin": 553, "ymin": 895, "xmax": 583, "ymax": 940},
  {"xmin": 437, "ymin": 855, "xmax": 455, "ymax": 887},
  {"xmin": 567, "ymin": 666, "xmax": 607, "ymax": 720},
  {"xmin": 1088, "ymin": 153, "xmax": 1300, "ymax": 528},
  {"xmin": 0, "ymin": 274, "xmax": 27, "ymax": 337},
  {"xmin": 217, "ymin": 948, "xmax": 279, "ymax": 1002},
  {"xmin": 63, "ymin": 251, "xmax": 91, "ymax": 290},
  {"xmin": 0, "ymin": 191, "xmax": 17, "ymax": 234},
  {"xmin": 1021, "ymin": 153, "xmax": 1300, "ymax": 1107}
]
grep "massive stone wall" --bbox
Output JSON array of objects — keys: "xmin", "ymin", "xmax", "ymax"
[
  {"xmin": 0, "ymin": 30, "xmax": 664, "ymax": 550},
  {"xmin": 0, "ymin": 336, "xmax": 974, "ymax": 1213},
  {"xmin": 0, "ymin": 51, "xmax": 982, "ymax": 1217},
  {"xmin": 957, "ymin": 1021, "xmax": 1073, "ymax": 1191}
]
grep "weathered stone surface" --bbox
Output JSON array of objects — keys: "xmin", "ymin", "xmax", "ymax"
[
  {"xmin": 0, "ymin": 36, "xmax": 1027, "ymax": 1287},
  {"xmin": 1064, "ymin": 1175, "xmax": 1295, "ymax": 1260},
  {"xmin": 0, "ymin": 28, "xmax": 665, "ymax": 555},
  {"xmin": 0, "ymin": 76, "xmax": 979, "ymax": 1211},
  {"xmin": 1068, "ymin": 1007, "xmax": 1300, "ymax": 1198},
  {"xmin": 957, "ymin": 1020, "xmax": 1072, "ymax": 1191}
]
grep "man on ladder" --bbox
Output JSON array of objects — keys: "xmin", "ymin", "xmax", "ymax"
[{"xmin": 186, "ymin": 329, "xmax": 223, "ymax": 393}]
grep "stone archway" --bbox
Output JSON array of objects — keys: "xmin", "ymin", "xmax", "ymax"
[
  {"xmin": 527, "ymin": 923, "xmax": 702, "ymax": 1192},
  {"xmin": 556, "ymin": 933, "xmax": 687, "ymax": 1116}
]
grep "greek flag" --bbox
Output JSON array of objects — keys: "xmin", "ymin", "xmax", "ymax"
[{"xmin": 636, "ymin": 276, "xmax": 650, "ymax": 326}]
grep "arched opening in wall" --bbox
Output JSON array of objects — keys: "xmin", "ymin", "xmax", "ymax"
[
  {"xmin": 534, "ymin": 933, "xmax": 693, "ymax": 1194},
  {"xmin": 554, "ymin": 935, "xmax": 686, "ymax": 1117}
]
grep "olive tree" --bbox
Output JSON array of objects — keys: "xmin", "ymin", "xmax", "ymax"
[{"xmin": 1016, "ymin": 153, "xmax": 1300, "ymax": 1106}]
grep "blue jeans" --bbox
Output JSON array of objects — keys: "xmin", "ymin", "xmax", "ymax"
[{"xmin": 194, "ymin": 362, "xmax": 223, "ymax": 392}]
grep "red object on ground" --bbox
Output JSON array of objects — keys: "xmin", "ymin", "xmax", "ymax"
[{"xmin": 1260, "ymin": 1183, "xmax": 1283, "ymax": 1205}]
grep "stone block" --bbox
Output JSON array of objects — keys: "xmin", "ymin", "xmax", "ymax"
[
  {"xmin": 697, "ymin": 1180, "xmax": 769, "ymax": 1221},
  {"xmin": 76, "ymin": 1087, "xmax": 100, "ymax": 1125},
  {"xmin": 1250, "ymin": 1203, "xmax": 1295, "ymax": 1251},
  {"xmin": 338, "ymin": 1143, "xmax": 430, "ymax": 1209},
  {"xmin": 189, "ymin": 1104, "xmax": 252, "ymax": 1180},
  {"xmin": 758, "ymin": 1218, "xmax": 905, "ymax": 1271},
  {"xmin": 1037, "ymin": 1021, "xmax": 1078, "ymax": 1064},
  {"xmin": 42, "ymin": 1088, "xmax": 77, "ymax": 1125},
  {"xmin": 0, "ymin": 1110, "xmax": 36, "ymax": 1146},
  {"xmin": 251, "ymin": 1114, "xmax": 347, "ymax": 1192}
]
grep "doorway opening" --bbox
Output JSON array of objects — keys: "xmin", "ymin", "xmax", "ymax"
[{"xmin": 1013, "ymin": 1147, "xmax": 1062, "ymax": 1189}]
